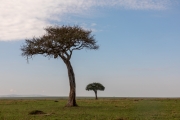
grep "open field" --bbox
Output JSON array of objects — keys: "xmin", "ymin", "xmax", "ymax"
[{"xmin": 0, "ymin": 97, "xmax": 180, "ymax": 120}]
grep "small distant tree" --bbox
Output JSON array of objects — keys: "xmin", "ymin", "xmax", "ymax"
[
  {"xmin": 86, "ymin": 82, "xmax": 105, "ymax": 100},
  {"xmin": 21, "ymin": 25, "xmax": 99, "ymax": 107}
]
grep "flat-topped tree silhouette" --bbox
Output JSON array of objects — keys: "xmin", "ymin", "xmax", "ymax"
[
  {"xmin": 21, "ymin": 25, "xmax": 99, "ymax": 107},
  {"xmin": 86, "ymin": 82, "xmax": 105, "ymax": 100}
]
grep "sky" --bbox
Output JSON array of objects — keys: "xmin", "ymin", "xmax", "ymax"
[{"xmin": 0, "ymin": 0, "xmax": 180, "ymax": 97}]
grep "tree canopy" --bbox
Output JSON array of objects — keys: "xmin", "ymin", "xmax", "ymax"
[
  {"xmin": 21, "ymin": 25, "xmax": 99, "ymax": 61},
  {"xmin": 86, "ymin": 82, "xmax": 105, "ymax": 99},
  {"xmin": 21, "ymin": 25, "xmax": 99, "ymax": 106}
]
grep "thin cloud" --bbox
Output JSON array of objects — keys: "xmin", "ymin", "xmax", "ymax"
[
  {"xmin": 112, "ymin": 0, "xmax": 171, "ymax": 10},
  {"xmin": 0, "ymin": 0, "xmax": 173, "ymax": 41},
  {"xmin": 10, "ymin": 89, "xmax": 16, "ymax": 93}
]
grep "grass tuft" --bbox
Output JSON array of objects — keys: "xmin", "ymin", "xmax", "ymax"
[{"xmin": 29, "ymin": 110, "xmax": 46, "ymax": 115}]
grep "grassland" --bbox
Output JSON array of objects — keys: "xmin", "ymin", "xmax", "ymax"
[{"xmin": 0, "ymin": 97, "xmax": 180, "ymax": 120}]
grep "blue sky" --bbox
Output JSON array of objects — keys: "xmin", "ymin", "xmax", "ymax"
[{"xmin": 0, "ymin": 0, "xmax": 180, "ymax": 97}]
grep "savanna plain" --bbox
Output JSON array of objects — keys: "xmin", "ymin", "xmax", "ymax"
[{"xmin": 0, "ymin": 97, "xmax": 180, "ymax": 120}]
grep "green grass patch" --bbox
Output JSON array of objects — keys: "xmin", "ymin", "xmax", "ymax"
[{"xmin": 0, "ymin": 98, "xmax": 180, "ymax": 119}]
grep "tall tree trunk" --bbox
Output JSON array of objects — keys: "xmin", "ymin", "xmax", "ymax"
[
  {"xmin": 65, "ymin": 60, "xmax": 77, "ymax": 107},
  {"xmin": 94, "ymin": 90, "xmax": 98, "ymax": 100}
]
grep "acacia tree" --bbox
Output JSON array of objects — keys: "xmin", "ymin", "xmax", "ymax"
[
  {"xmin": 21, "ymin": 25, "xmax": 99, "ymax": 107},
  {"xmin": 86, "ymin": 82, "xmax": 105, "ymax": 100}
]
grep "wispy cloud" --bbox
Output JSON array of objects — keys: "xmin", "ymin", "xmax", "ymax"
[
  {"xmin": 0, "ymin": 0, "xmax": 173, "ymax": 41},
  {"xmin": 9, "ymin": 89, "xmax": 16, "ymax": 93},
  {"xmin": 111, "ymin": 0, "xmax": 171, "ymax": 10}
]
